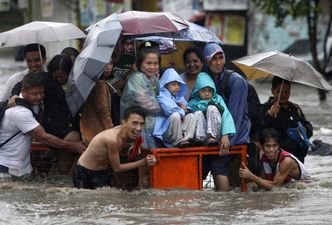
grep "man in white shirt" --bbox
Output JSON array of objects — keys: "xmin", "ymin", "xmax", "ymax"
[
  {"xmin": 0, "ymin": 73, "xmax": 85, "ymax": 181},
  {"xmin": 0, "ymin": 43, "xmax": 47, "ymax": 101}
]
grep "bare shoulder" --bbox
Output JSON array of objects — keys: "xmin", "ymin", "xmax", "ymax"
[
  {"xmin": 95, "ymin": 127, "xmax": 123, "ymax": 150},
  {"xmin": 280, "ymin": 157, "xmax": 297, "ymax": 170}
]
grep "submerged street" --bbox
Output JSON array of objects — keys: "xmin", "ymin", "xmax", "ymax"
[{"xmin": 0, "ymin": 54, "xmax": 332, "ymax": 224}]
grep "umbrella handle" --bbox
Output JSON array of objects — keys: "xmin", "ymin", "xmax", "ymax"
[
  {"xmin": 105, "ymin": 80, "xmax": 118, "ymax": 94},
  {"xmin": 274, "ymin": 79, "xmax": 284, "ymax": 118}
]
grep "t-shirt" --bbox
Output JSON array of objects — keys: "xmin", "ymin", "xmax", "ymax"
[
  {"xmin": 0, "ymin": 69, "xmax": 28, "ymax": 101},
  {"xmin": 0, "ymin": 106, "xmax": 39, "ymax": 176}
]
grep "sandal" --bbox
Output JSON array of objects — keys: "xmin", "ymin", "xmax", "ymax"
[
  {"xmin": 176, "ymin": 140, "xmax": 191, "ymax": 148},
  {"xmin": 206, "ymin": 137, "xmax": 218, "ymax": 147}
]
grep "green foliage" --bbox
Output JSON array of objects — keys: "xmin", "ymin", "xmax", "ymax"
[{"xmin": 252, "ymin": 0, "xmax": 319, "ymax": 26}]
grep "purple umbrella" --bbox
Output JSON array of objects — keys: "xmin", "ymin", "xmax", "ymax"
[{"xmin": 118, "ymin": 11, "xmax": 188, "ymax": 35}]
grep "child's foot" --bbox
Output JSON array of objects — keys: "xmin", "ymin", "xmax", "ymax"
[
  {"xmin": 194, "ymin": 139, "xmax": 204, "ymax": 146},
  {"xmin": 206, "ymin": 137, "xmax": 219, "ymax": 147},
  {"xmin": 175, "ymin": 140, "xmax": 191, "ymax": 148}
]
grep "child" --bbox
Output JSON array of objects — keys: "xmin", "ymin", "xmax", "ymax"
[
  {"xmin": 188, "ymin": 72, "xmax": 235, "ymax": 147},
  {"xmin": 153, "ymin": 68, "xmax": 197, "ymax": 147},
  {"xmin": 239, "ymin": 128, "xmax": 311, "ymax": 190}
]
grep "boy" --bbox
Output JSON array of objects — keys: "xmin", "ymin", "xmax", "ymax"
[
  {"xmin": 239, "ymin": 128, "xmax": 311, "ymax": 190},
  {"xmin": 73, "ymin": 106, "xmax": 157, "ymax": 189}
]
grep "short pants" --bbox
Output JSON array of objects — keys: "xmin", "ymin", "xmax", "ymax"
[
  {"xmin": 73, "ymin": 164, "xmax": 111, "ymax": 189},
  {"xmin": 202, "ymin": 155, "xmax": 230, "ymax": 179},
  {"xmin": 0, "ymin": 164, "xmax": 33, "ymax": 181}
]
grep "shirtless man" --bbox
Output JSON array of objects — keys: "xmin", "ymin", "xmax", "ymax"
[
  {"xmin": 239, "ymin": 128, "xmax": 310, "ymax": 190},
  {"xmin": 73, "ymin": 106, "xmax": 157, "ymax": 189}
]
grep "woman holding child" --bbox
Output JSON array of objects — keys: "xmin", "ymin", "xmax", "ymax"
[{"xmin": 120, "ymin": 42, "xmax": 163, "ymax": 148}]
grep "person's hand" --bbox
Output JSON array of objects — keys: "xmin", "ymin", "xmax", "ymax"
[
  {"xmin": 70, "ymin": 142, "xmax": 86, "ymax": 154},
  {"xmin": 239, "ymin": 162, "xmax": 253, "ymax": 179},
  {"xmin": 268, "ymin": 102, "xmax": 280, "ymax": 117},
  {"xmin": 219, "ymin": 135, "xmax": 230, "ymax": 155},
  {"xmin": 8, "ymin": 95, "xmax": 19, "ymax": 107},
  {"xmin": 177, "ymin": 103, "xmax": 188, "ymax": 112},
  {"xmin": 116, "ymin": 88, "xmax": 122, "ymax": 96},
  {"xmin": 146, "ymin": 154, "xmax": 157, "ymax": 166}
]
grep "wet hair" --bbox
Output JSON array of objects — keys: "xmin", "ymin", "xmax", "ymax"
[
  {"xmin": 121, "ymin": 37, "xmax": 134, "ymax": 46},
  {"xmin": 61, "ymin": 47, "xmax": 79, "ymax": 60},
  {"xmin": 24, "ymin": 43, "xmax": 46, "ymax": 59},
  {"xmin": 47, "ymin": 54, "xmax": 73, "ymax": 75},
  {"xmin": 22, "ymin": 72, "xmax": 45, "ymax": 90},
  {"xmin": 182, "ymin": 47, "xmax": 203, "ymax": 64},
  {"xmin": 259, "ymin": 128, "xmax": 279, "ymax": 146},
  {"xmin": 136, "ymin": 41, "xmax": 160, "ymax": 71},
  {"xmin": 272, "ymin": 76, "xmax": 291, "ymax": 89},
  {"xmin": 122, "ymin": 106, "xmax": 146, "ymax": 121}
]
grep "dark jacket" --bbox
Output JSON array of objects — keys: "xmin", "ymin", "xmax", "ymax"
[
  {"xmin": 262, "ymin": 97, "xmax": 313, "ymax": 162},
  {"xmin": 12, "ymin": 72, "xmax": 77, "ymax": 138}
]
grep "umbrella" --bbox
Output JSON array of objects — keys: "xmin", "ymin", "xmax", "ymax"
[
  {"xmin": 66, "ymin": 13, "xmax": 122, "ymax": 116},
  {"xmin": 134, "ymin": 21, "xmax": 222, "ymax": 44},
  {"xmin": 173, "ymin": 21, "xmax": 222, "ymax": 43},
  {"xmin": 232, "ymin": 51, "xmax": 332, "ymax": 91},
  {"xmin": 117, "ymin": 10, "xmax": 188, "ymax": 35},
  {"xmin": 0, "ymin": 21, "xmax": 86, "ymax": 47}
]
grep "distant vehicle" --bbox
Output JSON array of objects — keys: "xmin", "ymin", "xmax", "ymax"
[{"xmin": 283, "ymin": 37, "xmax": 332, "ymax": 78}]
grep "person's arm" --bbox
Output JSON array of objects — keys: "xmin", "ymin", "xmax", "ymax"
[
  {"xmin": 219, "ymin": 135, "xmax": 230, "ymax": 155},
  {"xmin": 11, "ymin": 81, "xmax": 22, "ymax": 97},
  {"xmin": 218, "ymin": 95, "xmax": 236, "ymax": 136},
  {"xmin": 239, "ymin": 159, "xmax": 293, "ymax": 190},
  {"xmin": 107, "ymin": 141, "xmax": 156, "ymax": 172},
  {"xmin": 226, "ymin": 75, "xmax": 249, "ymax": 145},
  {"xmin": 27, "ymin": 125, "xmax": 86, "ymax": 154},
  {"xmin": 0, "ymin": 71, "xmax": 25, "ymax": 101},
  {"xmin": 128, "ymin": 74, "xmax": 161, "ymax": 115},
  {"xmin": 157, "ymin": 94, "xmax": 185, "ymax": 117},
  {"xmin": 94, "ymin": 81, "xmax": 114, "ymax": 129}
]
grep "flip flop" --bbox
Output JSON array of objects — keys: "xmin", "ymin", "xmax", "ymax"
[{"xmin": 206, "ymin": 137, "xmax": 218, "ymax": 147}]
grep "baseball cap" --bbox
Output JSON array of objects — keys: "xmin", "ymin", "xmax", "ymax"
[{"xmin": 203, "ymin": 43, "xmax": 224, "ymax": 62}]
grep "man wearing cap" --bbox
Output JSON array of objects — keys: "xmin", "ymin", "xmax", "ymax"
[
  {"xmin": 203, "ymin": 43, "xmax": 251, "ymax": 191},
  {"xmin": 0, "ymin": 43, "xmax": 47, "ymax": 101}
]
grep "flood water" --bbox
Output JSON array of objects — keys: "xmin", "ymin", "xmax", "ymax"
[{"xmin": 1, "ymin": 67, "xmax": 332, "ymax": 225}]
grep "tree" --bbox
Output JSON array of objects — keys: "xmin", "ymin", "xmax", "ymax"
[{"xmin": 253, "ymin": 0, "xmax": 332, "ymax": 100}]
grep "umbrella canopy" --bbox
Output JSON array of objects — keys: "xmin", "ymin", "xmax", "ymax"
[
  {"xmin": 232, "ymin": 51, "xmax": 332, "ymax": 91},
  {"xmin": 134, "ymin": 21, "xmax": 222, "ymax": 44},
  {"xmin": 0, "ymin": 21, "xmax": 86, "ymax": 47},
  {"xmin": 66, "ymin": 13, "xmax": 122, "ymax": 116},
  {"xmin": 117, "ymin": 10, "xmax": 188, "ymax": 35},
  {"xmin": 175, "ymin": 21, "xmax": 222, "ymax": 43}
]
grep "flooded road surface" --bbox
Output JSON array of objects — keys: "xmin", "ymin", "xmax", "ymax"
[{"xmin": 0, "ymin": 70, "xmax": 332, "ymax": 224}]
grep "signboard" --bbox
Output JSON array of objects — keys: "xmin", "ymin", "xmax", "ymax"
[
  {"xmin": 203, "ymin": 0, "xmax": 248, "ymax": 11},
  {"xmin": 205, "ymin": 14, "xmax": 245, "ymax": 46},
  {"xmin": 162, "ymin": 0, "xmax": 193, "ymax": 20},
  {"xmin": 41, "ymin": 0, "xmax": 54, "ymax": 18}
]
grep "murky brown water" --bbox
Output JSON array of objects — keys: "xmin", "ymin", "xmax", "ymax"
[{"xmin": 1, "ymin": 70, "xmax": 332, "ymax": 224}]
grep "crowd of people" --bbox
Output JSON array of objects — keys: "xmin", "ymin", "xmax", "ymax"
[{"xmin": 0, "ymin": 39, "xmax": 313, "ymax": 191}]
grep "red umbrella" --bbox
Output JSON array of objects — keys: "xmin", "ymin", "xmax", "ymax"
[{"xmin": 118, "ymin": 11, "xmax": 188, "ymax": 35}]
